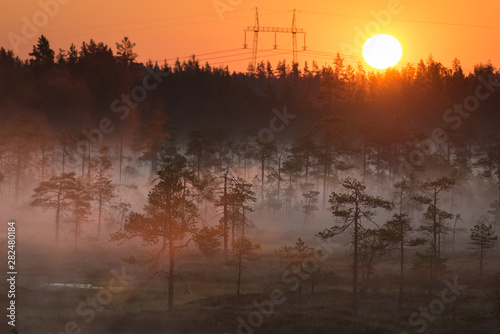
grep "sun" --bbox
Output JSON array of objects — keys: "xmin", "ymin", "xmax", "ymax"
[{"xmin": 362, "ymin": 34, "xmax": 403, "ymax": 70}]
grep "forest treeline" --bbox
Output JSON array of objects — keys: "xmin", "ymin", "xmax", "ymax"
[
  {"xmin": 1, "ymin": 35, "xmax": 500, "ymax": 206},
  {"xmin": 1, "ymin": 35, "xmax": 500, "ymax": 133}
]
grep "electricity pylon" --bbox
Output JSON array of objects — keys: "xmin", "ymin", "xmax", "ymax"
[{"xmin": 244, "ymin": 8, "xmax": 307, "ymax": 71}]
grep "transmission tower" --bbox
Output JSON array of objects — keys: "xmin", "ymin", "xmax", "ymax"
[{"xmin": 243, "ymin": 8, "xmax": 307, "ymax": 71}]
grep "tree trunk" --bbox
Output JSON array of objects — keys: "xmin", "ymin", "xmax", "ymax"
[
  {"xmin": 261, "ymin": 155, "xmax": 265, "ymax": 203},
  {"xmin": 41, "ymin": 143, "xmax": 45, "ymax": 182},
  {"xmin": 479, "ymin": 244, "xmax": 484, "ymax": 277},
  {"xmin": 353, "ymin": 199, "xmax": 359, "ymax": 317},
  {"xmin": 277, "ymin": 159, "xmax": 281, "ymax": 202},
  {"xmin": 119, "ymin": 134, "xmax": 123, "ymax": 184},
  {"xmin": 97, "ymin": 191, "xmax": 103, "ymax": 239},
  {"xmin": 362, "ymin": 136, "xmax": 367, "ymax": 179},
  {"xmin": 223, "ymin": 171, "xmax": 228, "ymax": 259},
  {"xmin": 168, "ymin": 241, "xmax": 175, "ymax": 313},
  {"xmin": 231, "ymin": 216, "xmax": 235, "ymax": 252},
  {"xmin": 237, "ymin": 253, "xmax": 242, "ymax": 296},
  {"xmin": 398, "ymin": 225, "xmax": 404, "ymax": 314},
  {"xmin": 81, "ymin": 148, "xmax": 85, "ymax": 178},
  {"xmin": 62, "ymin": 144, "xmax": 66, "ymax": 174},
  {"xmin": 305, "ymin": 155, "xmax": 309, "ymax": 184},
  {"xmin": 55, "ymin": 191, "xmax": 61, "ymax": 246},
  {"xmin": 452, "ymin": 216, "xmax": 458, "ymax": 252},
  {"xmin": 15, "ymin": 136, "xmax": 21, "ymax": 203},
  {"xmin": 242, "ymin": 207, "xmax": 246, "ymax": 237},
  {"xmin": 243, "ymin": 156, "xmax": 247, "ymax": 180},
  {"xmin": 432, "ymin": 189, "xmax": 438, "ymax": 282},
  {"xmin": 438, "ymin": 225, "xmax": 441, "ymax": 260},
  {"xmin": 87, "ymin": 143, "xmax": 91, "ymax": 183},
  {"xmin": 51, "ymin": 144, "xmax": 56, "ymax": 177},
  {"xmin": 74, "ymin": 213, "xmax": 80, "ymax": 251},
  {"xmin": 322, "ymin": 169, "xmax": 327, "ymax": 210},
  {"xmin": 297, "ymin": 281, "xmax": 302, "ymax": 304}
]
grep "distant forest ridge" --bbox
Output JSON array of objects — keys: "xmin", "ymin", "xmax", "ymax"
[{"xmin": 0, "ymin": 35, "xmax": 499, "ymax": 150}]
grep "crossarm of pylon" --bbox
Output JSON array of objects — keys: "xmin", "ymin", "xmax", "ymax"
[{"xmin": 245, "ymin": 26, "xmax": 305, "ymax": 34}]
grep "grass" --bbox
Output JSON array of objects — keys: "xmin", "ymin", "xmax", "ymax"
[{"xmin": 4, "ymin": 244, "xmax": 500, "ymax": 334}]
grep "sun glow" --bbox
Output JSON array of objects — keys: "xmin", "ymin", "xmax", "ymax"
[{"xmin": 362, "ymin": 34, "xmax": 403, "ymax": 70}]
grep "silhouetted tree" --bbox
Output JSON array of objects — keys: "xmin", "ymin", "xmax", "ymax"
[
  {"xmin": 289, "ymin": 132, "xmax": 317, "ymax": 184},
  {"xmin": 230, "ymin": 236, "xmax": 261, "ymax": 296},
  {"xmin": 186, "ymin": 123, "xmax": 231, "ymax": 175},
  {"xmin": 393, "ymin": 175, "xmax": 422, "ymax": 219},
  {"xmin": 301, "ymin": 190, "xmax": 319, "ymax": 226},
  {"xmin": 265, "ymin": 142, "xmax": 287, "ymax": 211},
  {"xmin": 3, "ymin": 115, "xmax": 37, "ymax": 202},
  {"xmin": 476, "ymin": 142, "xmax": 500, "ymax": 228},
  {"xmin": 358, "ymin": 228, "xmax": 387, "ymax": 294},
  {"xmin": 315, "ymin": 116, "xmax": 349, "ymax": 208},
  {"xmin": 30, "ymin": 173, "xmax": 80, "ymax": 245},
  {"xmin": 278, "ymin": 238, "xmax": 323, "ymax": 303},
  {"xmin": 78, "ymin": 39, "xmax": 121, "ymax": 107},
  {"xmin": 29, "ymin": 35, "xmax": 55, "ymax": 69},
  {"xmin": 133, "ymin": 109, "xmax": 174, "ymax": 177},
  {"xmin": 413, "ymin": 177, "xmax": 455, "ymax": 283},
  {"xmin": 281, "ymin": 154, "xmax": 301, "ymax": 215},
  {"xmin": 214, "ymin": 163, "xmax": 255, "ymax": 257},
  {"xmin": 35, "ymin": 132, "xmax": 53, "ymax": 183},
  {"xmin": 380, "ymin": 213, "xmax": 426, "ymax": 312},
  {"xmin": 186, "ymin": 126, "xmax": 210, "ymax": 178},
  {"xmin": 467, "ymin": 221, "xmax": 497, "ymax": 276},
  {"xmin": 116, "ymin": 36, "xmax": 138, "ymax": 65},
  {"xmin": 111, "ymin": 156, "xmax": 199, "ymax": 313},
  {"xmin": 318, "ymin": 178, "xmax": 393, "ymax": 316},
  {"xmin": 252, "ymin": 139, "xmax": 276, "ymax": 204},
  {"xmin": 68, "ymin": 177, "xmax": 92, "ymax": 250},
  {"xmin": 228, "ymin": 177, "xmax": 256, "ymax": 239},
  {"xmin": 90, "ymin": 153, "xmax": 115, "ymax": 239}
]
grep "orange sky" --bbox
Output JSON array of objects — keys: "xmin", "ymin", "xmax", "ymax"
[{"xmin": 1, "ymin": 0, "xmax": 499, "ymax": 73}]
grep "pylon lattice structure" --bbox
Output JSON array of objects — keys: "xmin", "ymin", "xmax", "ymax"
[{"xmin": 244, "ymin": 8, "xmax": 307, "ymax": 71}]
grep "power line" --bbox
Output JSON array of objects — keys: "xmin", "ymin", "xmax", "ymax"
[
  {"xmin": 303, "ymin": 49, "xmax": 361, "ymax": 60},
  {"xmin": 184, "ymin": 49, "xmax": 287, "ymax": 65},
  {"xmin": 39, "ymin": 8, "xmax": 290, "ymax": 35},
  {"xmin": 40, "ymin": 13, "xmax": 230, "ymax": 34},
  {"xmin": 0, "ymin": 9, "xmax": 290, "ymax": 46},
  {"xmin": 207, "ymin": 50, "xmax": 295, "ymax": 67},
  {"xmin": 28, "ymin": 17, "xmax": 251, "ymax": 41},
  {"xmin": 302, "ymin": 10, "xmax": 500, "ymax": 29},
  {"xmin": 150, "ymin": 46, "xmax": 430, "ymax": 73},
  {"xmin": 149, "ymin": 49, "xmax": 252, "ymax": 64},
  {"xmin": 150, "ymin": 48, "xmax": 299, "ymax": 68}
]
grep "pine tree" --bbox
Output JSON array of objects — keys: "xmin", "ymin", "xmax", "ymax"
[
  {"xmin": 111, "ymin": 155, "xmax": 205, "ymax": 313},
  {"xmin": 68, "ymin": 177, "xmax": 92, "ymax": 251},
  {"xmin": 380, "ymin": 213, "xmax": 426, "ymax": 312},
  {"xmin": 30, "ymin": 173, "xmax": 79, "ymax": 245},
  {"xmin": 90, "ymin": 153, "xmax": 115, "ymax": 239},
  {"xmin": 29, "ymin": 35, "xmax": 55, "ymax": 68},
  {"xmin": 116, "ymin": 36, "xmax": 138, "ymax": 65},
  {"xmin": 412, "ymin": 177, "xmax": 455, "ymax": 284},
  {"xmin": 475, "ymin": 142, "xmax": 500, "ymax": 228},
  {"xmin": 318, "ymin": 177, "xmax": 393, "ymax": 316},
  {"xmin": 467, "ymin": 222, "xmax": 498, "ymax": 276},
  {"xmin": 278, "ymin": 238, "xmax": 323, "ymax": 303},
  {"xmin": 230, "ymin": 236, "xmax": 261, "ymax": 296},
  {"xmin": 301, "ymin": 190, "xmax": 319, "ymax": 226}
]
